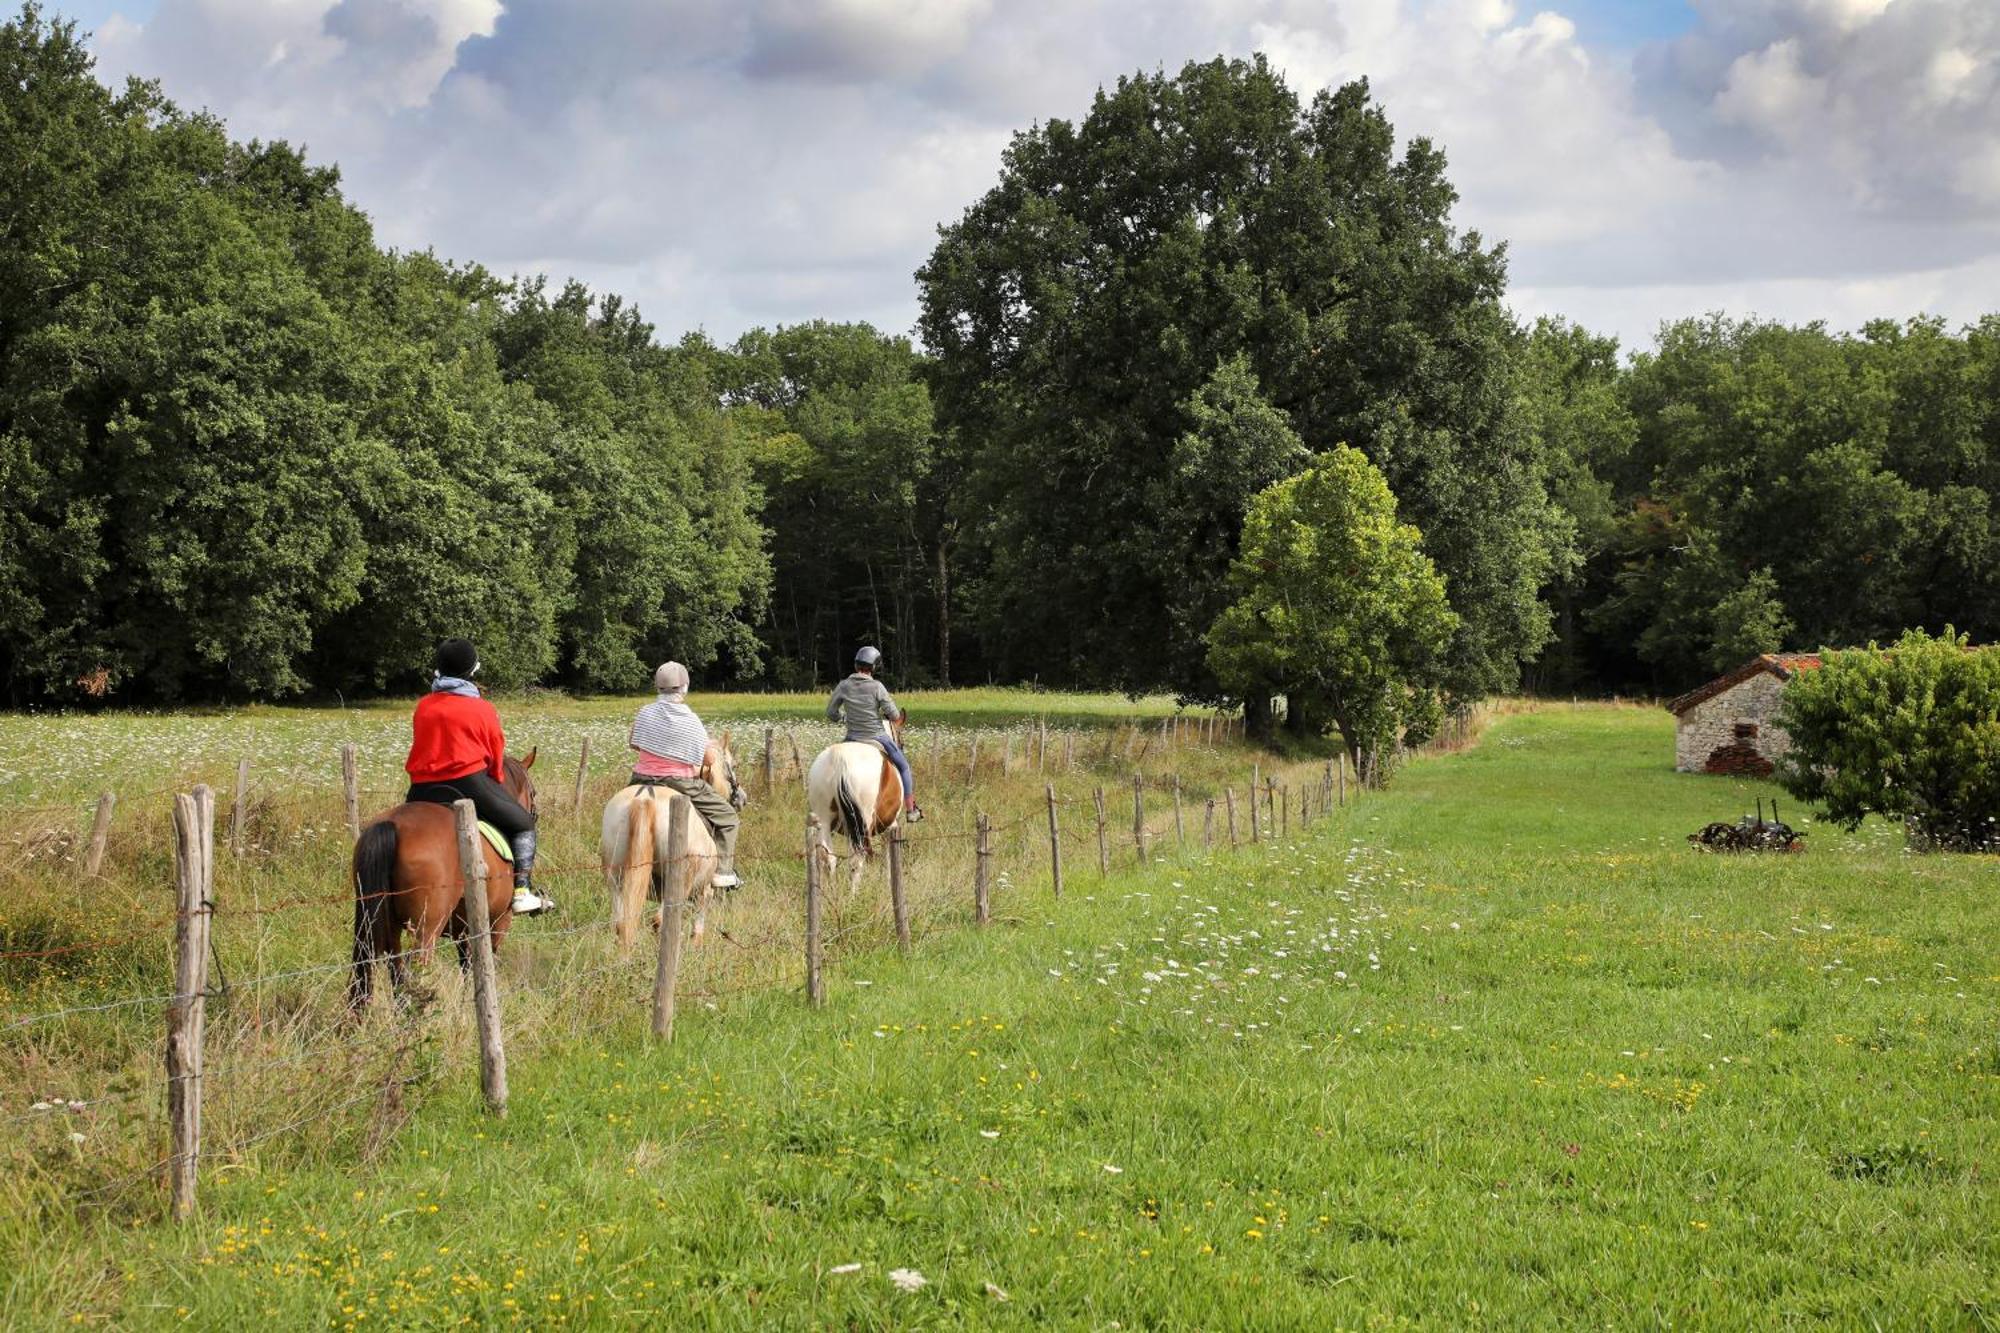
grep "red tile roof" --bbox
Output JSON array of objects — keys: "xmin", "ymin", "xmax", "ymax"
[{"xmin": 1667, "ymin": 653, "xmax": 1823, "ymax": 716}]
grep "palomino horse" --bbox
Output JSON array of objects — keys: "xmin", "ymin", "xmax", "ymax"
[
  {"xmin": 806, "ymin": 738, "xmax": 903, "ymax": 895},
  {"xmin": 348, "ymin": 750, "xmax": 538, "ymax": 1012},
  {"xmin": 600, "ymin": 736, "xmax": 745, "ymax": 948}
]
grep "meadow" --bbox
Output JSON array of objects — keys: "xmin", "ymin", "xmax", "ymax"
[{"xmin": 3, "ymin": 698, "xmax": 1996, "ymax": 1328}]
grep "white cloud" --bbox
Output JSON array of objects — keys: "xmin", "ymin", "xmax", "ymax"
[{"xmin": 82, "ymin": 0, "xmax": 2000, "ymax": 353}]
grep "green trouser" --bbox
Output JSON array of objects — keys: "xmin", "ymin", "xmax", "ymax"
[{"xmin": 644, "ymin": 775, "xmax": 739, "ymax": 877}]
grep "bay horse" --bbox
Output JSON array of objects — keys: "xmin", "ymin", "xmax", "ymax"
[
  {"xmin": 348, "ymin": 750, "xmax": 538, "ymax": 1012},
  {"xmin": 806, "ymin": 737, "xmax": 903, "ymax": 896},
  {"xmin": 600, "ymin": 735, "xmax": 745, "ymax": 949}
]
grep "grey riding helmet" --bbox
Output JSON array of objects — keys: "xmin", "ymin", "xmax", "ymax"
[{"xmin": 854, "ymin": 646, "xmax": 882, "ymax": 669}]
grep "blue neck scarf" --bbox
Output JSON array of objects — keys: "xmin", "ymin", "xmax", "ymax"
[{"xmin": 431, "ymin": 675, "xmax": 481, "ymax": 698}]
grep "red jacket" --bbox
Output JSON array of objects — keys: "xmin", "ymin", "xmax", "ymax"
[{"xmin": 405, "ymin": 691, "xmax": 506, "ymax": 784}]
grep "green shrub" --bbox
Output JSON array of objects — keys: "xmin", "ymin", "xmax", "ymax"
[{"xmin": 1776, "ymin": 628, "xmax": 2000, "ymax": 850}]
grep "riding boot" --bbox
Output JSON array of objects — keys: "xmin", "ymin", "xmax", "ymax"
[
  {"xmin": 712, "ymin": 820, "xmax": 741, "ymax": 890},
  {"xmin": 509, "ymin": 828, "xmax": 554, "ymax": 915}
]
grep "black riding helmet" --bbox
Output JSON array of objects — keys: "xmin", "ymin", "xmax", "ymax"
[{"xmin": 435, "ymin": 637, "xmax": 480, "ymax": 678}]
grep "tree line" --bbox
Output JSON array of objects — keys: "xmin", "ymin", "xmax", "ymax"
[{"xmin": 5, "ymin": 8, "xmax": 1996, "ymax": 741}]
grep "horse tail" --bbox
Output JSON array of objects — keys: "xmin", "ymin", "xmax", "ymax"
[
  {"xmin": 831, "ymin": 770, "xmax": 869, "ymax": 851},
  {"xmin": 349, "ymin": 819, "xmax": 398, "ymax": 1012},
  {"xmin": 617, "ymin": 792, "xmax": 657, "ymax": 945}
]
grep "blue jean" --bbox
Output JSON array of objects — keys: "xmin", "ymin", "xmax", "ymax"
[{"xmin": 875, "ymin": 735, "xmax": 914, "ymax": 805}]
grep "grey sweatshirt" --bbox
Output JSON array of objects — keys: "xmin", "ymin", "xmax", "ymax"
[{"xmin": 826, "ymin": 673, "xmax": 901, "ymax": 741}]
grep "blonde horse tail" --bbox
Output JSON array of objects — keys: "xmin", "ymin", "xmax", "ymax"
[{"xmin": 617, "ymin": 792, "xmax": 656, "ymax": 948}]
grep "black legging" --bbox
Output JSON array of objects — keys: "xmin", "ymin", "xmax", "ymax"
[{"xmin": 405, "ymin": 770, "xmax": 536, "ymax": 837}]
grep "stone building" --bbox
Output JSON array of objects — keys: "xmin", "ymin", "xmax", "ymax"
[{"xmin": 1668, "ymin": 653, "xmax": 1823, "ymax": 775}]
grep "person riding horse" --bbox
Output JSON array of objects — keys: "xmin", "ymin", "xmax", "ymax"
[
  {"xmin": 402, "ymin": 637, "xmax": 553, "ymax": 916},
  {"xmin": 827, "ymin": 646, "xmax": 922, "ymax": 822},
  {"xmin": 626, "ymin": 661, "xmax": 742, "ymax": 889}
]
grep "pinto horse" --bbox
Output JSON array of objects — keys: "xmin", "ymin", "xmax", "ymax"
[
  {"xmin": 348, "ymin": 750, "xmax": 538, "ymax": 1012},
  {"xmin": 600, "ymin": 735, "xmax": 745, "ymax": 949},
  {"xmin": 806, "ymin": 738, "xmax": 904, "ymax": 896}
]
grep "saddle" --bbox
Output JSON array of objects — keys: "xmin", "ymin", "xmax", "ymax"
[{"xmin": 477, "ymin": 822, "xmax": 513, "ymax": 862}]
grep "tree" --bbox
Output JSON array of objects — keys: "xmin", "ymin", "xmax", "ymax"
[
  {"xmin": 1777, "ymin": 629, "xmax": 2000, "ymax": 851},
  {"xmin": 722, "ymin": 322, "xmax": 937, "ymax": 685},
  {"xmin": 0, "ymin": 5, "xmax": 771, "ymax": 700},
  {"xmin": 1517, "ymin": 318, "xmax": 1634, "ymax": 693},
  {"xmin": 918, "ymin": 58, "xmax": 1566, "ymax": 709},
  {"xmin": 1205, "ymin": 448, "xmax": 1457, "ymax": 767}
]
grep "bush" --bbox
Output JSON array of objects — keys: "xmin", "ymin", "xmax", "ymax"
[{"xmin": 1776, "ymin": 629, "xmax": 2000, "ymax": 851}]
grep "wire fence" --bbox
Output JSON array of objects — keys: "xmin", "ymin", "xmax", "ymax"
[{"xmin": 2, "ymin": 707, "xmax": 1486, "ymax": 1222}]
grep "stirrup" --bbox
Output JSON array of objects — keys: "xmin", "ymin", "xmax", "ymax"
[{"xmin": 511, "ymin": 888, "xmax": 554, "ymax": 916}]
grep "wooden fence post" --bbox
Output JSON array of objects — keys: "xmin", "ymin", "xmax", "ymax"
[
  {"xmin": 1172, "ymin": 775, "xmax": 1184, "ymax": 849},
  {"xmin": 1092, "ymin": 787, "xmax": 1109, "ymax": 876},
  {"xmin": 804, "ymin": 817, "xmax": 825, "ymax": 1006},
  {"xmin": 1249, "ymin": 765, "xmax": 1261, "ymax": 843},
  {"xmin": 974, "ymin": 813, "xmax": 992, "ymax": 926},
  {"xmin": 84, "ymin": 792, "xmax": 115, "ymax": 877},
  {"xmin": 168, "ymin": 786, "xmax": 214, "ymax": 1223},
  {"xmin": 1037, "ymin": 717, "xmax": 1048, "ymax": 772},
  {"xmin": 454, "ymin": 800, "xmax": 507, "ymax": 1116},
  {"xmin": 572, "ymin": 737, "xmax": 591, "ymax": 811},
  {"xmin": 763, "ymin": 728, "xmax": 776, "ymax": 795},
  {"xmin": 1132, "ymin": 774, "xmax": 1148, "ymax": 864},
  {"xmin": 341, "ymin": 743, "xmax": 361, "ymax": 844},
  {"xmin": 1063, "ymin": 732, "xmax": 1075, "ymax": 772},
  {"xmin": 1338, "ymin": 753, "xmax": 1347, "ymax": 806},
  {"xmin": 1045, "ymin": 785, "xmax": 1064, "ymax": 901},
  {"xmin": 889, "ymin": 823, "xmax": 911, "ymax": 954},
  {"xmin": 652, "ymin": 794, "xmax": 691, "ymax": 1042},
  {"xmin": 230, "ymin": 759, "xmax": 250, "ymax": 857},
  {"xmin": 1225, "ymin": 787, "xmax": 1238, "ymax": 846},
  {"xmin": 1280, "ymin": 784, "xmax": 1289, "ymax": 839},
  {"xmin": 1203, "ymin": 798, "xmax": 1215, "ymax": 850}
]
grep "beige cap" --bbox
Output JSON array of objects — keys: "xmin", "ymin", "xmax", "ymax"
[{"xmin": 653, "ymin": 661, "xmax": 690, "ymax": 695}]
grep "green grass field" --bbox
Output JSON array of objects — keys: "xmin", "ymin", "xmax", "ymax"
[{"xmin": 4, "ymin": 702, "xmax": 1996, "ymax": 1328}]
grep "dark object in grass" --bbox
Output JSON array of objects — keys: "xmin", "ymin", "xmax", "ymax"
[{"xmin": 1689, "ymin": 799, "xmax": 1805, "ymax": 852}]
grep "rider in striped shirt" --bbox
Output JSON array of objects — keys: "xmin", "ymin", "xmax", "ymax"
[{"xmin": 628, "ymin": 662, "xmax": 740, "ymax": 888}]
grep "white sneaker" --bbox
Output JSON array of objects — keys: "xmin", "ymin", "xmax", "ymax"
[
  {"xmin": 510, "ymin": 889, "xmax": 554, "ymax": 916},
  {"xmin": 712, "ymin": 872, "xmax": 741, "ymax": 890}
]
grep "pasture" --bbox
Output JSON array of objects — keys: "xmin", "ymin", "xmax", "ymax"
[{"xmin": 4, "ymin": 700, "xmax": 1996, "ymax": 1327}]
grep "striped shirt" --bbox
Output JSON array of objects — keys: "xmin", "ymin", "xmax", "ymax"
[
  {"xmin": 826, "ymin": 673, "xmax": 901, "ymax": 741},
  {"xmin": 630, "ymin": 696, "xmax": 710, "ymax": 768}
]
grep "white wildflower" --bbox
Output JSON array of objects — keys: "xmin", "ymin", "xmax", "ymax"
[{"xmin": 887, "ymin": 1268, "xmax": 928, "ymax": 1293}]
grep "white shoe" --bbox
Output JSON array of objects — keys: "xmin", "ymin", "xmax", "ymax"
[
  {"xmin": 510, "ymin": 889, "xmax": 554, "ymax": 916},
  {"xmin": 712, "ymin": 872, "xmax": 740, "ymax": 890}
]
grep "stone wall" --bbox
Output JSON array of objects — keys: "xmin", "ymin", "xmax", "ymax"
[{"xmin": 1674, "ymin": 672, "xmax": 1794, "ymax": 774}]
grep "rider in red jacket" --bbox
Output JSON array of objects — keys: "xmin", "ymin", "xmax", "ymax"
[{"xmin": 402, "ymin": 638, "xmax": 553, "ymax": 916}]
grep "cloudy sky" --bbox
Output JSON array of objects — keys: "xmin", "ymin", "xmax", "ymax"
[{"xmin": 52, "ymin": 0, "xmax": 2000, "ymax": 353}]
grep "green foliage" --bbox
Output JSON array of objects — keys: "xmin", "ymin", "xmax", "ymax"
[
  {"xmin": 720, "ymin": 321, "xmax": 938, "ymax": 685},
  {"xmin": 1517, "ymin": 318, "xmax": 1634, "ymax": 692},
  {"xmin": 1206, "ymin": 449, "xmax": 1457, "ymax": 761},
  {"xmin": 1776, "ymin": 628, "xmax": 2000, "ymax": 851},
  {"xmin": 0, "ymin": 7, "xmax": 767, "ymax": 700},
  {"xmin": 1589, "ymin": 316, "xmax": 2000, "ymax": 691},
  {"xmin": 919, "ymin": 59, "xmax": 1567, "ymax": 701}
]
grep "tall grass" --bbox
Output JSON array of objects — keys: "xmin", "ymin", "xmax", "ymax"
[{"xmin": 1, "ymin": 694, "xmax": 1321, "ymax": 1230}]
